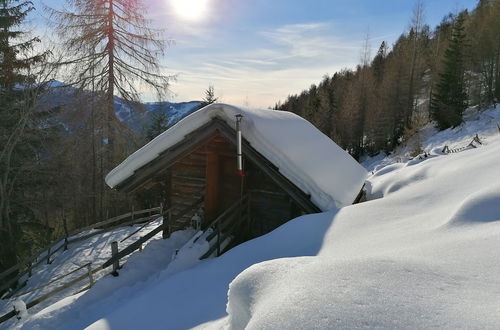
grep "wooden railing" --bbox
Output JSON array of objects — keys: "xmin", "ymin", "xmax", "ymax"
[
  {"xmin": 0, "ymin": 199, "xmax": 206, "ymax": 325},
  {"xmin": 0, "ymin": 263, "xmax": 98, "ymax": 324},
  {"xmin": 0, "ymin": 195, "xmax": 219, "ymax": 326},
  {"xmin": 0, "ymin": 206, "xmax": 161, "ymax": 298},
  {"xmin": 103, "ymin": 198, "xmax": 203, "ymax": 275},
  {"xmin": 442, "ymin": 134, "xmax": 483, "ymax": 154},
  {"xmin": 199, "ymin": 195, "xmax": 250, "ymax": 259}
]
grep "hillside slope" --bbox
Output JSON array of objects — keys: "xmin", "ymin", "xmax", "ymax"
[{"xmin": 12, "ymin": 106, "xmax": 500, "ymax": 329}]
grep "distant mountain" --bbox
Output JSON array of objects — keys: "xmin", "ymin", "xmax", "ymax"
[
  {"xmin": 40, "ymin": 82, "xmax": 202, "ymax": 134},
  {"xmin": 115, "ymin": 99, "xmax": 202, "ymax": 132}
]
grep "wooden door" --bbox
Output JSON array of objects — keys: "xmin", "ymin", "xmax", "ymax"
[{"xmin": 204, "ymin": 153, "xmax": 241, "ymax": 221}]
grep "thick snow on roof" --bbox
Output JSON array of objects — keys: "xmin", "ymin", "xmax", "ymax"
[{"xmin": 106, "ymin": 103, "xmax": 367, "ymax": 210}]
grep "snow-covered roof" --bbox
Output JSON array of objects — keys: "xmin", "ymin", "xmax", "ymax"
[{"xmin": 105, "ymin": 103, "xmax": 367, "ymax": 211}]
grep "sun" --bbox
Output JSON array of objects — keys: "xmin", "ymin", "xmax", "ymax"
[{"xmin": 170, "ymin": 0, "xmax": 210, "ymax": 21}]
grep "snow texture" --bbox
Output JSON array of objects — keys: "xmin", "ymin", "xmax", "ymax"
[
  {"xmin": 12, "ymin": 300, "xmax": 27, "ymax": 321},
  {"xmin": 106, "ymin": 103, "xmax": 367, "ymax": 210}
]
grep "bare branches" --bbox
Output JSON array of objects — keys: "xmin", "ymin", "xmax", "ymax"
[{"xmin": 49, "ymin": 0, "xmax": 172, "ymax": 105}]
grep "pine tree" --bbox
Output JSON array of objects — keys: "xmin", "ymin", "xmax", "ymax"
[
  {"xmin": 202, "ymin": 84, "xmax": 218, "ymax": 106},
  {"xmin": 431, "ymin": 12, "xmax": 468, "ymax": 129},
  {"xmin": 145, "ymin": 112, "xmax": 169, "ymax": 141},
  {"xmin": 0, "ymin": 0, "xmax": 47, "ymax": 272},
  {"xmin": 372, "ymin": 41, "xmax": 387, "ymax": 81}
]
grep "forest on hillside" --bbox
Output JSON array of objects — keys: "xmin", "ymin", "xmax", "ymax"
[{"xmin": 276, "ymin": 0, "xmax": 500, "ymax": 159}]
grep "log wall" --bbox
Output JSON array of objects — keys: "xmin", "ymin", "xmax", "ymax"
[{"xmin": 164, "ymin": 132, "xmax": 304, "ymax": 239}]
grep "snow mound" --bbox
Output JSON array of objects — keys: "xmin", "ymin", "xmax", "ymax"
[
  {"xmin": 371, "ymin": 163, "xmax": 404, "ymax": 177},
  {"xmin": 225, "ymin": 256, "xmax": 497, "ymax": 330},
  {"xmin": 445, "ymin": 184, "xmax": 500, "ymax": 227},
  {"xmin": 106, "ymin": 103, "xmax": 367, "ymax": 210},
  {"xmin": 163, "ymin": 230, "xmax": 210, "ymax": 276}
]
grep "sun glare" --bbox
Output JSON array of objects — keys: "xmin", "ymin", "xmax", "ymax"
[{"xmin": 170, "ymin": 0, "xmax": 210, "ymax": 21}]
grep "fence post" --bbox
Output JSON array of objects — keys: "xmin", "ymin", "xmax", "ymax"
[
  {"xmin": 216, "ymin": 222, "xmax": 221, "ymax": 257},
  {"xmin": 28, "ymin": 262, "xmax": 32, "ymax": 278},
  {"xmin": 139, "ymin": 237, "xmax": 143, "ymax": 252},
  {"xmin": 46, "ymin": 246, "xmax": 51, "ymax": 265},
  {"xmin": 111, "ymin": 241, "xmax": 119, "ymax": 277},
  {"xmin": 163, "ymin": 209, "xmax": 171, "ymax": 239},
  {"xmin": 63, "ymin": 211, "xmax": 69, "ymax": 251},
  {"xmin": 87, "ymin": 263, "xmax": 94, "ymax": 288}
]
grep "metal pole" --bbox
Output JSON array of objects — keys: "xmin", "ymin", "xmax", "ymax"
[{"xmin": 235, "ymin": 114, "xmax": 245, "ymax": 177}]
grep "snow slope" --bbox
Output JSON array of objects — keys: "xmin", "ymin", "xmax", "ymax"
[
  {"xmin": 14, "ymin": 106, "xmax": 500, "ymax": 329},
  {"xmin": 362, "ymin": 106, "xmax": 500, "ymax": 172},
  {"xmin": 106, "ymin": 103, "xmax": 367, "ymax": 211}
]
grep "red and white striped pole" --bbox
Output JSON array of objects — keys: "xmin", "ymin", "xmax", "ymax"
[{"xmin": 235, "ymin": 114, "xmax": 245, "ymax": 177}]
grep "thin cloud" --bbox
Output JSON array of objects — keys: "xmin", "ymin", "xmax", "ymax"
[{"xmin": 162, "ymin": 21, "xmax": 365, "ymax": 107}]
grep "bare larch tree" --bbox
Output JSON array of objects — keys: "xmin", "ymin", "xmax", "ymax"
[{"xmin": 50, "ymin": 0, "xmax": 172, "ymax": 162}]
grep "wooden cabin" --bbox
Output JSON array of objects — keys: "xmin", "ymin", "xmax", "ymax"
[{"xmin": 106, "ymin": 104, "xmax": 367, "ymax": 256}]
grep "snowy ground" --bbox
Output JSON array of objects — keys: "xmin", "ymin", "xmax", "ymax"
[
  {"xmin": 5, "ymin": 106, "xmax": 500, "ymax": 329},
  {"xmin": 0, "ymin": 220, "xmax": 196, "ymax": 329},
  {"xmin": 362, "ymin": 105, "xmax": 500, "ymax": 172}
]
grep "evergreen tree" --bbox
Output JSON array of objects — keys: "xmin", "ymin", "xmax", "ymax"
[
  {"xmin": 202, "ymin": 84, "xmax": 218, "ymax": 106},
  {"xmin": 145, "ymin": 112, "xmax": 169, "ymax": 141},
  {"xmin": 0, "ymin": 0, "xmax": 47, "ymax": 272},
  {"xmin": 468, "ymin": 0, "xmax": 500, "ymax": 106},
  {"xmin": 372, "ymin": 41, "xmax": 387, "ymax": 81},
  {"xmin": 431, "ymin": 12, "xmax": 468, "ymax": 129}
]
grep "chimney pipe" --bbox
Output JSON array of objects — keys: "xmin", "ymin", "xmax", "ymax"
[{"xmin": 235, "ymin": 114, "xmax": 244, "ymax": 177}]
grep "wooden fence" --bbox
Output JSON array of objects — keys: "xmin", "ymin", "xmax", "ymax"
[
  {"xmin": 442, "ymin": 134, "xmax": 483, "ymax": 154},
  {"xmin": 0, "ymin": 206, "xmax": 161, "ymax": 300},
  {"xmin": 0, "ymin": 198, "xmax": 205, "ymax": 325}
]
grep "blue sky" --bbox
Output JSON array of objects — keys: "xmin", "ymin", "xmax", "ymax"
[{"xmin": 34, "ymin": 0, "xmax": 478, "ymax": 107}]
